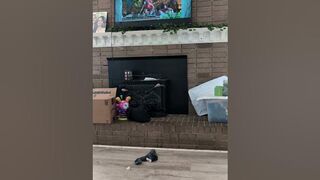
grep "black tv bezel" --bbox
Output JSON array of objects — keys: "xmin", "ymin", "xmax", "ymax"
[{"xmin": 113, "ymin": 0, "xmax": 192, "ymax": 28}]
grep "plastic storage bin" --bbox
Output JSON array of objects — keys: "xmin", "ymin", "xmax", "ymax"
[
  {"xmin": 188, "ymin": 76, "xmax": 228, "ymax": 116},
  {"xmin": 196, "ymin": 97, "xmax": 228, "ymax": 123},
  {"xmin": 206, "ymin": 98, "xmax": 228, "ymax": 123}
]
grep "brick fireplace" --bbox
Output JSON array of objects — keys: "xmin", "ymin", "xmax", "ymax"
[
  {"xmin": 93, "ymin": 45, "xmax": 228, "ymax": 150},
  {"xmin": 93, "ymin": 43, "xmax": 228, "ymax": 114},
  {"xmin": 92, "ymin": 0, "xmax": 228, "ymax": 150},
  {"xmin": 108, "ymin": 55, "xmax": 188, "ymax": 114}
]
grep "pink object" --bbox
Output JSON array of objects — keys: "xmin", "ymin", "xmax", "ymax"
[{"xmin": 115, "ymin": 96, "xmax": 131, "ymax": 116}]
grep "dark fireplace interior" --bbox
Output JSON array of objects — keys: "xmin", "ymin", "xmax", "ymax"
[{"xmin": 108, "ymin": 55, "xmax": 188, "ymax": 114}]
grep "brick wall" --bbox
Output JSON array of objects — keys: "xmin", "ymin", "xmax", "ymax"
[
  {"xmin": 92, "ymin": 0, "xmax": 229, "ymax": 114},
  {"xmin": 94, "ymin": 115, "xmax": 228, "ymax": 150},
  {"xmin": 93, "ymin": 43, "xmax": 228, "ymax": 88}
]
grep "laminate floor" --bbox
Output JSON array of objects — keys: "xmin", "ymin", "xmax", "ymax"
[{"xmin": 93, "ymin": 145, "xmax": 228, "ymax": 180}]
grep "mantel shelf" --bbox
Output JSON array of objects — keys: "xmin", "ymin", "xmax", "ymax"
[{"xmin": 93, "ymin": 27, "xmax": 228, "ymax": 48}]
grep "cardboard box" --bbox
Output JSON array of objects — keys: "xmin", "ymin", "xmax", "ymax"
[{"xmin": 93, "ymin": 88, "xmax": 117, "ymax": 124}]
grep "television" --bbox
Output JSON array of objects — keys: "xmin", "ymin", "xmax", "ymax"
[{"xmin": 115, "ymin": 0, "xmax": 192, "ymax": 27}]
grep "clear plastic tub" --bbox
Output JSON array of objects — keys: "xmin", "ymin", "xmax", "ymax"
[
  {"xmin": 204, "ymin": 98, "xmax": 228, "ymax": 123},
  {"xmin": 188, "ymin": 76, "xmax": 228, "ymax": 116}
]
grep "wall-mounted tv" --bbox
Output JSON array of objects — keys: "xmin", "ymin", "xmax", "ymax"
[{"xmin": 115, "ymin": 0, "xmax": 192, "ymax": 27}]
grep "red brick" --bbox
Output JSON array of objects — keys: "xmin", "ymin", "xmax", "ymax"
[
  {"xmin": 213, "ymin": 43, "xmax": 228, "ymax": 48},
  {"xmin": 92, "ymin": 51, "xmax": 100, "ymax": 57},
  {"xmin": 213, "ymin": 52, "xmax": 228, "ymax": 58},
  {"xmin": 182, "ymin": 44, "xmax": 197, "ymax": 49},
  {"xmin": 213, "ymin": 57, "xmax": 228, "ymax": 62},
  {"xmin": 197, "ymin": 58, "xmax": 212, "ymax": 63},
  {"xmin": 213, "ymin": 67, "xmax": 228, "ymax": 73},
  {"xmin": 188, "ymin": 58, "xmax": 197, "ymax": 63}
]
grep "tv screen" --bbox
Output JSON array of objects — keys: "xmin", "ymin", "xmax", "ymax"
[{"xmin": 115, "ymin": 0, "xmax": 192, "ymax": 27}]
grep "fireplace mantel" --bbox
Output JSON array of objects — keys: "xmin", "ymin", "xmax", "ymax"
[{"xmin": 93, "ymin": 27, "xmax": 228, "ymax": 48}]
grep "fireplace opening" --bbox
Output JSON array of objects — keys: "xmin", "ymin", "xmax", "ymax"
[{"xmin": 108, "ymin": 55, "xmax": 188, "ymax": 115}]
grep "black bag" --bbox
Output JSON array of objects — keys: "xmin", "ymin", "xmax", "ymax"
[
  {"xmin": 134, "ymin": 149, "xmax": 158, "ymax": 165},
  {"xmin": 127, "ymin": 99, "xmax": 151, "ymax": 123},
  {"xmin": 116, "ymin": 83, "xmax": 167, "ymax": 118}
]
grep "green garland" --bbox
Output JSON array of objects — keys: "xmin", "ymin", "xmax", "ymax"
[{"xmin": 107, "ymin": 23, "xmax": 228, "ymax": 34}]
